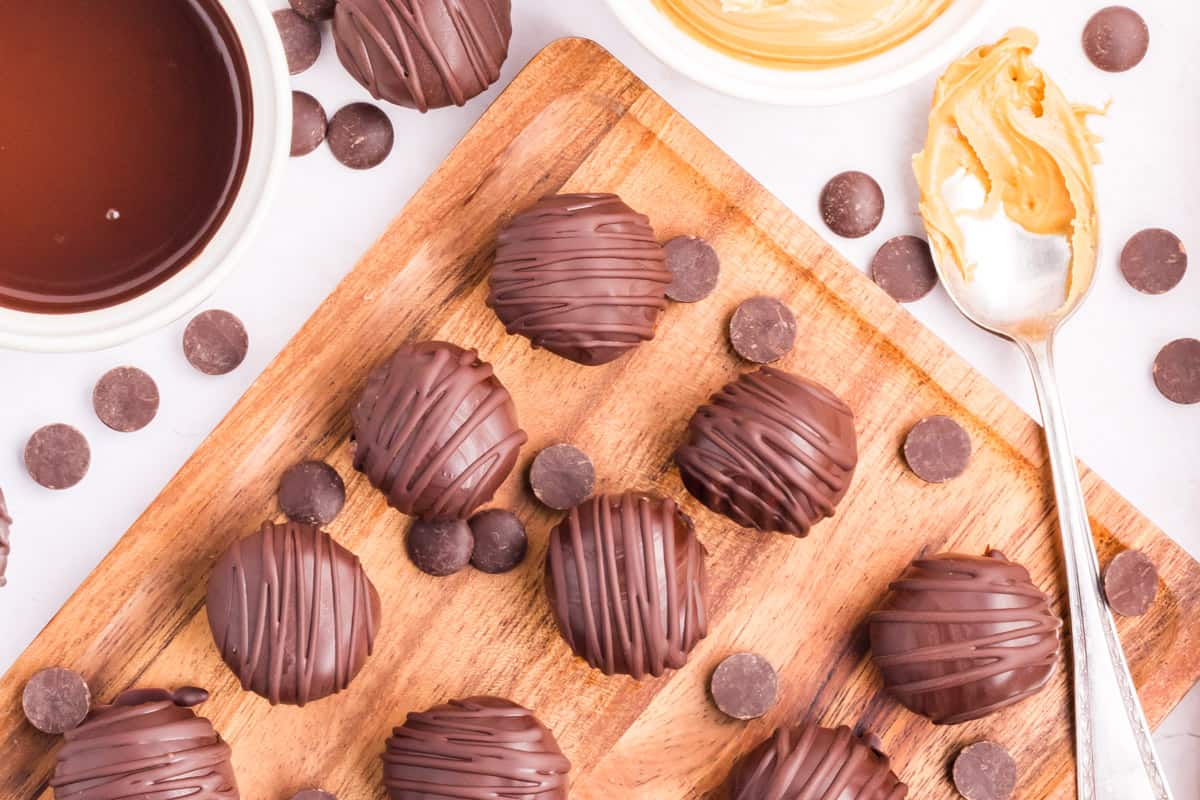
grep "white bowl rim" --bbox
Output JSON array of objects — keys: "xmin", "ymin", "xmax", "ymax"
[
  {"xmin": 0, "ymin": 0, "xmax": 291, "ymax": 353},
  {"xmin": 605, "ymin": 0, "xmax": 998, "ymax": 106}
]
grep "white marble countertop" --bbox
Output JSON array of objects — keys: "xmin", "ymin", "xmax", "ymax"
[{"xmin": 1, "ymin": 0, "xmax": 1196, "ymax": 794}]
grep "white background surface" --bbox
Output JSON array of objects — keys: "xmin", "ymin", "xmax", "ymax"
[{"xmin": 1, "ymin": 0, "xmax": 1197, "ymax": 794}]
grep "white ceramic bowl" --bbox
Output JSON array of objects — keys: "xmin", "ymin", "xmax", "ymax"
[
  {"xmin": 606, "ymin": 0, "xmax": 996, "ymax": 106},
  {"xmin": 0, "ymin": 0, "xmax": 291, "ymax": 353}
]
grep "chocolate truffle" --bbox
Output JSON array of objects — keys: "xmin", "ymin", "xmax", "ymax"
[
  {"xmin": 353, "ymin": 341, "xmax": 527, "ymax": 520},
  {"xmin": 729, "ymin": 723, "xmax": 908, "ymax": 799},
  {"xmin": 383, "ymin": 696, "xmax": 570, "ymax": 799},
  {"xmin": 868, "ymin": 550, "xmax": 1061, "ymax": 724},
  {"xmin": 488, "ymin": 194, "xmax": 672, "ymax": 366},
  {"xmin": 545, "ymin": 492, "xmax": 708, "ymax": 678},
  {"xmin": 675, "ymin": 368, "xmax": 857, "ymax": 537},
  {"xmin": 206, "ymin": 521, "xmax": 382, "ymax": 706},
  {"xmin": 51, "ymin": 689, "xmax": 238, "ymax": 800},
  {"xmin": 334, "ymin": 0, "xmax": 512, "ymax": 112}
]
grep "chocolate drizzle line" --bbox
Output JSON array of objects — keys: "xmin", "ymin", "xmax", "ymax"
[
  {"xmin": 545, "ymin": 492, "xmax": 708, "ymax": 679},
  {"xmin": 488, "ymin": 194, "xmax": 671, "ymax": 366},
  {"xmin": 0, "ymin": 489, "xmax": 10, "ymax": 587},
  {"xmin": 868, "ymin": 550, "xmax": 1062, "ymax": 725},
  {"xmin": 353, "ymin": 341, "xmax": 527, "ymax": 520},
  {"xmin": 51, "ymin": 698, "xmax": 238, "ymax": 800},
  {"xmin": 382, "ymin": 696, "xmax": 570, "ymax": 799},
  {"xmin": 675, "ymin": 367, "xmax": 857, "ymax": 536},
  {"xmin": 730, "ymin": 722, "xmax": 908, "ymax": 800},
  {"xmin": 206, "ymin": 521, "xmax": 381, "ymax": 706},
  {"xmin": 335, "ymin": 0, "xmax": 511, "ymax": 112}
]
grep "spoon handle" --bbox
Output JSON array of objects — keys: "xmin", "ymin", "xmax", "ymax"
[{"xmin": 1020, "ymin": 337, "xmax": 1173, "ymax": 800}]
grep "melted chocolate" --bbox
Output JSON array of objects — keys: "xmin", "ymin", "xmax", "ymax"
[
  {"xmin": 0, "ymin": 0, "xmax": 251, "ymax": 313},
  {"xmin": 545, "ymin": 492, "xmax": 709, "ymax": 678},
  {"xmin": 206, "ymin": 521, "xmax": 382, "ymax": 706},
  {"xmin": 51, "ymin": 695, "xmax": 238, "ymax": 800},
  {"xmin": 730, "ymin": 723, "xmax": 907, "ymax": 800},
  {"xmin": 382, "ymin": 696, "xmax": 570, "ymax": 799},
  {"xmin": 675, "ymin": 368, "xmax": 857, "ymax": 536},
  {"xmin": 488, "ymin": 194, "xmax": 672, "ymax": 366},
  {"xmin": 334, "ymin": 0, "xmax": 512, "ymax": 112},
  {"xmin": 868, "ymin": 550, "xmax": 1061, "ymax": 724},
  {"xmin": 352, "ymin": 341, "xmax": 527, "ymax": 520}
]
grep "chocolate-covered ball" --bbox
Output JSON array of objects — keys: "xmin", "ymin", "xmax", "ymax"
[
  {"xmin": 206, "ymin": 521, "xmax": 382, "ymax": 706},
  {"xmin": 675, "ymin": 368, "xmax": 857, "ymax": 536},
  {"xmin": 729, "ymin": 723, "xmax": 907, "ymax": 799},
  {"xmin": 545, "ymin": 492, "xmax": 708, "ymax": 678},
  {"xmin": 51, "ymin": 689, "xmax": 239, "ymax": 800},
  {"xmin": 383, "ymin": 696, "xmax": 570, "ymax": 799},
  {"xmin": 868, "ymin": 550, "xmax": 1062, "ymax": 724},
  {"xmin": 353, "ymin": 341, "xmax": 527, "ymax": 520},
  {"xmin": 334, "ymin": 0, "xmax": 512, "ymax": 112},
  {"xmin": 488, "ymin": 194, "xmax": 672, "ymax": 366}
]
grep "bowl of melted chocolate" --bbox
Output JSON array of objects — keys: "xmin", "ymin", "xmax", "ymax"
[{"xmin": 0, "ymin": 0, "xmax": 290, "ymax": 351}]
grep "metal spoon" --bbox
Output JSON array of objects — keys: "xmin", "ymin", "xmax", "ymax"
[{"xmin": 927, "ymin": 180, "xmax": 1173, "ymax": 799}]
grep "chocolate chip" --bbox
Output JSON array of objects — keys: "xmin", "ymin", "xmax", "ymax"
[
  {"xmin": 183, "ymin": 309, "xmax": 248, "ymax": 375},
  {"xmin": 468, "ymin": 509, "xmax": 527, "ymax": 574},
  {"xmin": 274, "ymin": 9, "xmax": 321, "ymax": 75},
  {"xmin": 25, "ymin": 424, "xmax": 90, "ymax": 490},
  {"xmin": 820, "ymin": 171, "xmax": 884, "ymax": 238},
  {"xmin": 292, "ymin": 792, "xmax": 337, "ymax": 800},
  {"xmin": 709, "ymin": 653, "xmax": 778, "ymax": 720},
  {"xmin": 1083, "ymin": 6, "xmax": 1149, "ymax": 72},
  {"xmin": 407, "ymin": 519, "xmax": 474, "ymax": 577},
  {"xmin": 729, "ymin": 296, "xmax": 796, "ymax": 364},
  {"xmin": 327, "ymin": 103, "xmax": 394, "ymax": 170},
  {"xmin": 953, "ymin": 741, "xmax": 1017, "ymax": 800},
  {"xmin": 278, "ymin": 461, "xmax": 346, "ymax": 526},
  {"xmin": 1120, "ymin": 228, "xmax": 1187, "ymax": 295},
  {"xmin": 871, "ymin": 235, "xmax": 938, "ymax": 302},
  {"xmin": 92, "ymin": 366, "xmax": 159, "ymax": 432},
  {"xmin": 529, "ymin": 444, "xmax": 595, "ymax": 511},
  {"xmin": 290, "ymin": 0, "xmax": 336, "ymax": 22},
  {"xmin": 22, "ymin": 667, "xmax": 90, "ymax": 734},
  {"xmin": 903, "ymin": 415, "xmax": 971, "ymax": 483},
  {"xmin": 1153, "ymin": 338, "xmax": 1200, "ymax": 404},
  {"xmin": 664, "ymin": 236, "xmax": 720, "ymax": 302},
  {"xmin": 171, "ymin": 686, "xmax": 210, "ymax": 707},
  {"xmin": 291, "ymin": 91, "xmax": 327, "ymax": 158},
  {"xmin": 1103, "ymin": 549, "xmax": 1158, "ymax": 616}
]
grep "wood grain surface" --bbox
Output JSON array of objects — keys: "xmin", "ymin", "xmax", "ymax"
[{"xmin": 2, "ymin": 38, "xmax": 1198, "ymax": 800}]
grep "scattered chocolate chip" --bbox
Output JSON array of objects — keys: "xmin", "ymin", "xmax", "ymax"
[
  {"xmin": 468, "ymin": 509, "xmax": 528, "ymax": 574},
  {"xmin": 290, "ymin": 0, "xmax": 336, "ymax": 22},
  {"xmin": 24, "ymin": 424, "xmax": 90, "ymax": 490},
  {"xmin": 0, "ymin": 488, "xmax": 11, "ymax": 588},
  {"xmin": 171, "ymin": 686, "xmax": 210, "ymax": 707},
  {"xmin": 1103, "ymin": 549, "xmax": 1158, "ymax": 616},
  {"xmin": 183, "ymin": 309, "xmax": 249, "ymax": 375},
  {"xmin": 291, "ymin": 91, "xmax": 327, "ymax": 157},
  {"xmin": 278, "ymin": 461, "xmax": 346, "ymax": 526},
  {"xmin": 22, "ymin": 667, "xmax": 90, "ymax": 734},
  {"xmin": 729, "ymin": 296, "xmax": 797, "ymax": 364},
  {"xmin": 1120, "ymin": 228, "xmax": 1187, "ymax": 295},
  {"xmin": 292, "ymin": 791, "xmax": 336, "ymax": 800},
  {"xmin": 709, "ymin": 653, "xmax": 778, "ymax": 720},
  {"xmin": 92, "ymin": 366, "xmax": 159, "ymax": 432},
  {"xmin": 274, "ymin": 9, "xmax": 322, "ymax": 75},
  {"xmin": 327, "ymin": 103, "xmax": 394, "ymax": 170},
  {"xmin": 664, "ymin": 236, "xmax": 720, "ymax": 303},
  {"xmin": 529, "ymin": 444, "xmax": 596, "ymax": 511},
  {"xmin": 871, "ymin": 235, "xmax": 939, "ymax": 302},
  {"xmin": 820, "ymin": 171, "xmax": 884, "ymax": 238},
  {"xmin": 407, "ymin": 519, "xmax": 474, "ymax": 577},
  {"xmin": 1153, "ymin": 338, "xmax": 1200, "ymax": 404},
  {"xmin": 903, "ymin": 415, "xmax": 971, "ymax": 483},
  {"xmin": 1083, "ymin": 6, "xmax": 1149, "ymax": 72},
  {"xmin": 953, "ymin": 741, "xmax": 1017, "ymax": 800}
]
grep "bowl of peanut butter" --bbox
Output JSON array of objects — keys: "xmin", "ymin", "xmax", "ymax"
[{"xmin": 606, "ymin": 0, "xmax": 996, "ymax": 105}]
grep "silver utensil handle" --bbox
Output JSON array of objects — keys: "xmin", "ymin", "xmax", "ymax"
[{"xmin": 1020, "ymin": 337, "xmax": 1173, "ymax": 800}]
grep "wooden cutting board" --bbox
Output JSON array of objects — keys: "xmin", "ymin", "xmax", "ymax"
[{"xmin": 3, "ymin": 38, "xmax": 1198, "ymax": 800}]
